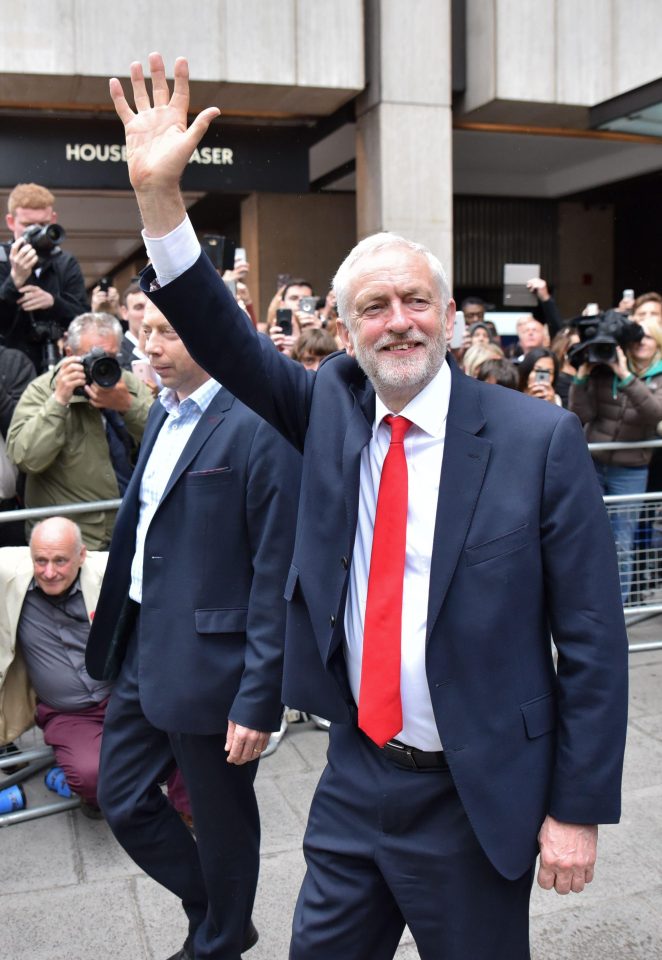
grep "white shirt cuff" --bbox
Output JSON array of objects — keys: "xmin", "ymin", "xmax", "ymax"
[{"xmin": 142, "ymin": 216, "xmax": 201, "ymax": 287}]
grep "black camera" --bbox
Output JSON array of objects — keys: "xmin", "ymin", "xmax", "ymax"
[
  {"xmin": 73, "ymin": 348, "xmax": 122, "ymax": 396},
  {"xmin": 568, "ymin": 310, "xmax": 644, "ymax": 369},
  {"xmin": 22, "ymin": 223, "xmax": 66, "ymax": 260}
]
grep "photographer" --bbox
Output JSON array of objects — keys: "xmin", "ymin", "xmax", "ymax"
[
  {"xmin": 6, "ymin": 312, "xmax": 152, "ymax": 549},
  {"xmin": 569, "ymin": 313, "xmax": 662, "ymax": 599},
  {"xmin": 0, "ymin": 184, "xmax": 89, "ymax": 372}
]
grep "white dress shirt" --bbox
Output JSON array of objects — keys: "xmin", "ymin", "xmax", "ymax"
[
  {"xmin": 145, "ymin": 217, "xmax": 451, "ymax": 749},
  {"xmin": 129, "ymin": 378, "xmax": 221, "ymax": 603},
  {"xmin": 344, "ymin": 363, "xmax": 450, "ymax": 751}
]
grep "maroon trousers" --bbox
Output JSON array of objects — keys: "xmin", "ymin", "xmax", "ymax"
[{"xmin": 35, "ymin": 698, "xmax": 190, "ymax": 813}]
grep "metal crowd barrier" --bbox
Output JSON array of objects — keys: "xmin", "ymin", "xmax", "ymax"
[
  {"xmin": 1, "ymin": 462, "xmax": 661, "ymax": 655},
  {"xmin": 588, "ymin": 440, "xmax": 662, "ymax": 651},
  {"xmin": 0, "ymin": 499, "xmax": 122, "ymax": 524}
]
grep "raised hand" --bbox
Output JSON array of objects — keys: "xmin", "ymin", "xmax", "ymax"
[{"xmin": 110, "ymin": 53, "xmax": 220, "ymax": 235}]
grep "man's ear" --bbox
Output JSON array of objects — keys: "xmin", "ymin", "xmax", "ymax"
[
  {"xmin": 79, "ymin": 544, "xmax": 87, "ymax": 566},
  {"xmin": 444, "ymin": 299, "xmax": 457, "ymax": 344},
  {"xmin": 337, "ymin": 320, "xmax": 355, "ymax": 357},
  {"xmin": 6, "ymin": 213, "xmax": 15, "ymax": 234}
]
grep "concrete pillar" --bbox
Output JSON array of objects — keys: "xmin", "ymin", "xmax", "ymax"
[
  {"xmin": 240, "ymin": 192, "xmax": 357, "ymax": 324},
  {"xmin": 356, "ymin": 0, "xmax": 454, "ymax": 275},
  {"xmin": 557, "ymin": 201, "xmax": 615, "ymax": 318}
]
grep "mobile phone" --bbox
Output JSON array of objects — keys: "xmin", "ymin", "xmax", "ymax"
[
  {"xmin": 622, "ymin": 288, "xmax": 635, "ymax": 301},
  {"xmin": 131, "ymin": 359, "xmax": 157, "ymax": 385},
  {"xmin": 299, "ymin": 296, "xmax": 318, "ymax": 315},
  {"xmin": 276, "ymin": 308, "xmax": 293, "ymax": 337},
  {"xmin": 201, "ymin": 234, "xmax": 226, "ymax": 271},
  {"xmin": 99, "ymin": 277, "xmax": 110, "ymax": 293},
  {"xmin": 277, "ymin": 273, "xmax": 291, "ymax": 289},
  {"xmin": 234, "ymin": 247, "xmax": 246, "ymax": 265},
  {"xmin": 535, "ymin": 369, "xmax": 551, "ymax": 384}
]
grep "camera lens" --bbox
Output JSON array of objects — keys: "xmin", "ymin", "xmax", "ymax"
[{"xmin": 90, "ymin": 355, "xmax": 121, "ymax": 388}]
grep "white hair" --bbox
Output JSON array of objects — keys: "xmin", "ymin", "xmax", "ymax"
[
  {"xmin": 67, "ymin": 312, "xmax": 123, "ymax": 352},
  {"xmin": 332, "ymin": 232, "xmax": 451, "ymax": 328}
]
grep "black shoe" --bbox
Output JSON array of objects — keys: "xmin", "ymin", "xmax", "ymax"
[
  {"xmin": 165, "ymin": 921, "xmax": 257, "ymax": 960},
  {"xmin": 243, "ymin": 919, "xmax": 259, "ymax": 954},
  {"xmin": 78, "ymin": 799, "xmax": 104, "ymax": 820}
]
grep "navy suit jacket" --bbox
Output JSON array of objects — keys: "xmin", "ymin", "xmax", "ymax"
[
  {"xmin": 86, "ymin": 383, "xmax": 301, "ymax": 736},
  {"xmin": 146, "ymin": 253, "xmax": 628, "ymax": 880}
]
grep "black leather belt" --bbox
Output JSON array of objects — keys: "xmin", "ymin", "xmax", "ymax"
[{"xmin": 382, "ymin": 739, "xmax": 447, "ymax": 771}]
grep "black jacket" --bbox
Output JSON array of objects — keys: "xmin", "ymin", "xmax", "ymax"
[
  {"xmin": 0, "ymin": 243, "xmax": 89, "ymax": 371},
  {"xmin": 0, "ymin": 344, "xmax": 36, "ymax": 438}
]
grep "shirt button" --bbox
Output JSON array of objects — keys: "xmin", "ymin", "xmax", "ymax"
[
  {"xmin": 329, "ymin": 615, "xmax": 336, "ymax": 627},
  {"xmin": 341, "ymin": 556, "xmax": 348, "ymax": 569}
]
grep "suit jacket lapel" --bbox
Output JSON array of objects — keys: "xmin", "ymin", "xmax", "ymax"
[
  {"xmin": 5, "ymin": 559, "xmax": 34, "ymax": 640},
  {"xmin": 341, "ymin": 379, "xmax": 375, "ymax": 539},
  {"xmin": 158, "ymin": 386, "xmax": 234, "ymax": 506},
  {"xmin": 426, "ymin": 362, "xmax": 491, "ymax": 639}
]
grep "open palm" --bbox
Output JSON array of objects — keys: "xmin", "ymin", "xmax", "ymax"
[{"xmin": 110, "ymin": 53, "xmax": 220, "ymax": 193}]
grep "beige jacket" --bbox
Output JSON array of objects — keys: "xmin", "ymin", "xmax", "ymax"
[{"xmin": 0, "ymin": 549, "xmax": 108, "ymax": 745}]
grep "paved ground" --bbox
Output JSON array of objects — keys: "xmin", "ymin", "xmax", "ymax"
[{"xmin": 1, "ymin": 620, "xmax": 661, "ymax": 960}]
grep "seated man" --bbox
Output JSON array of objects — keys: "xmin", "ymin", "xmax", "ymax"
[
  {"xmin": 6, "ymin": 312, "xmax": 153, "ymax": 548},
  {"xmin": 0, "ymin": 516, "xmax": 190, "ymax": 818},
  {"xmin": 0, "ymin": 517, "xmax": 109, "ymax": 810}
]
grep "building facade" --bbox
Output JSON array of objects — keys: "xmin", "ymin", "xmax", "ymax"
[{"xmin": 1, "ymin": 0, "xmax": 661, "ymax": 320}]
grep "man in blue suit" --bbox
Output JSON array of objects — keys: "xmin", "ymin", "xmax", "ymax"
[
  {"xmin": 85, "ymin": 299, "xmax": 301, "ymax": 960},
  {"xmin": 108, "ymin": 55, "xmax": 629, "ymax": 960}
]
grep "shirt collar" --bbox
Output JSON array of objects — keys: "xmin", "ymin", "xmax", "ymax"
[
  {"xmin": 159, "ymin": 378, "xmax": 221, "ymax": 416},
  {"xmin": 374, "ymin": 358, "xmax": 451, "ymax": 439}
]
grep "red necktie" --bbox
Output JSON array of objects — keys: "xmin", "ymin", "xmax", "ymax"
[{"xmin": 358, "ymin": 414, "xmax": 413, "ymax": 747}]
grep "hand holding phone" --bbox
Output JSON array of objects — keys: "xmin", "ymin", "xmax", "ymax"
[{"xmin": 276, "ymin": 308, "xmax": 293, "ymax": 337}]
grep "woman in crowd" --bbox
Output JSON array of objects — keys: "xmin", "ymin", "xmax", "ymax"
[
  {"xmin": 462, "ymin": 342, "xmax": 504, "ymax": 378},
  {"xmin": 517, "ymin": 347, "xmax": 561, "ymax": 405},
  {"xmin": 569, "ymin": 312, "xmax": 662, "ymax": 600},
  {"xmin": 550, "ymin": 326, "xmax": 580, "ymax": 408}
]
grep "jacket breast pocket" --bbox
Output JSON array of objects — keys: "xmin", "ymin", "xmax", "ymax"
[
  {"xmin": 520, "ymin": 692, "xmax": 557, "ymax": 739},
  {"xmin": 464, "ymin": 523, "xmax": 532, "ymax": 567},
  {"xmin": 194, "ymin": 607, "xmax": 248, "ymax": 634},
  {"xmin": 186, "ymin": 467, "xmax": 232, "ymax": 485}
]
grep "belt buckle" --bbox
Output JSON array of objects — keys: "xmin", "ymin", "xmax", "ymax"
[{"xmin": 385, "ymin": 739, "xmax": 419, "ymax": 769}]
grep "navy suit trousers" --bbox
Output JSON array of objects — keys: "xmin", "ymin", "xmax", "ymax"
[
  {"xmin": 290, "ymin": 723, "xmax": 534, "ymax": 960},
  {"xmin": 98, "ymin": 626, "xmax": 259, "ymax": 960}
]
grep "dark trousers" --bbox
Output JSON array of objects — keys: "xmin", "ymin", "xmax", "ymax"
[
  {"xmin": 290, "ymin": 723, "xmax": 533, "ymax": 960},
  {"xmin": 98, "ymin": 630, "xmax": 260, "ymax": 960}
]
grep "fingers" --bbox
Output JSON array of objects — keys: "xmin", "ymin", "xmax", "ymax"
[
  {"xmin": 537, "ymin": 864, "xmax": 593, "ymax": 895},
  {"xmin": 188, "ymin": 107, "xmax": 222, "ymax": 146},
  {"xmin": 225, "ymin": 723, "xmax": 270, "ymax": 765},
  {"xmin": 149, "ymin": 51, "xmax": 170, "ymax": 108},
  {"xmin": 170, "ymin": 56, "xmax": 190, "ymax": 114},
  {"xmin": 130, "ymin": 59, "xmax": 151, "ymax": 112},
  {"xmin": 109, "ymin": 77, "xmax": 135, "ymax": 125}
]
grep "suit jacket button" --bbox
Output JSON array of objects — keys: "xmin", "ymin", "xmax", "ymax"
[
  {"xmin": 341, "ymin": 556, "xmax": 348, "ymax": 569},
  {"xmin": 329, "ymin": 615, "xmax": 336, "ymax": 627}
]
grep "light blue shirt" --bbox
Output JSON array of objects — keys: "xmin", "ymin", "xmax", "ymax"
[{"xmin": 129, "ymin": 378, "xmax": 222, "ymax": 603}]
